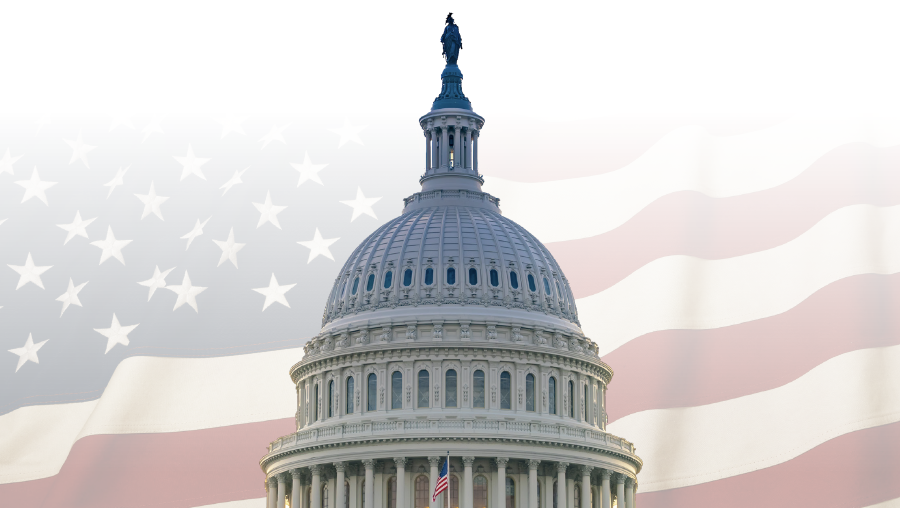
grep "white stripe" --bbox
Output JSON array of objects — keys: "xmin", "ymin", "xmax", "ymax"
[
  {"xmin": 865, "ymin": 496, "xmax": 900, "ymax": 508},
  {"xmin": 608, "ymin": 344, "xmax": 900, "ymax": 493},
  {"xmin": 0, "ymin": 347, "xmax": 302, "ymax": 484},
  {"xmin": 576, "ymin": 203, "xmax": 900, "ymax": 357},
  {"xmin": 485, "ymin": 118, "xmax": 900, "ymax": 243},
  {"xmin": 192, "ymin": 498, "xmax": 266, "ymax": 508}
]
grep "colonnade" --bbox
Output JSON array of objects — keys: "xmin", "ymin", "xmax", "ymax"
[
  {"xmin": 266, "ymin": 458, "xmax": 637, "ymax": 508},
  {"xmin": 424, "ymin": 126, "xmax": 479, "ymax": 172}
]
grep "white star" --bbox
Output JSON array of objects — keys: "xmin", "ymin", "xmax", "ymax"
[
  {"xmin": 56, "ymin": 278, "xmax": 87, "ymax": 317},
  {"xmin": 7, "ymin": 252, "xmax": 52, "ymax": 290},
  {"xmin": 165, "ymin": 271, "xmax": 207, "ymax": 313},
  {"xmin": 90, "ymin": 226, "xmax": 132, "ymax": 265},
  {"xmin": 109, "ymin": 116, "xmax": 134, "ymax": 131},
  {"xmin": 252, "ymin": 273, "xmax": 296, "ymax": 311},
  {"xmin": 329, "ymin": 120, "xmax": 365, "ymax": 148},
  {"xmin": 0, "ymin": 148, "xmax": 23, "ymax": 176},
  {"xmin": 64, "ymin": 133, "xmax": 96, "ymax": 169},
  {"xmin": 212, "ymin": 227, "xmax": 246, "ymax": 268},
  {"xmin": 219, "ymin": 167, "xmax": 248, "ymax": 196},
  {"xmin": 135, "ymin": 181, "xmax": 169, "ymax": 220},
  {"xmin": 142, "ymin": 115, "xmax": 165, "ymax": 143},
  {"xmin": 93, "ymin": 313, "xmax": 138, "ymax": 354},
  {"xmin": 219, "ymin": 113, "xmax": 247, "ymax": 139},
  {"xmin": 340, "ymin": 187, "xmax": 381, "ymax": 222},
  {"xmin": 297, "ymin": 228, "xmax": 339, "ymax": 263},
  {"xmin": 259, "ymin": 123, "xmax": 290, "ymax": 148},
  {"xmin": 252, "ymin": 191, "xmax": 287, "ymax": 229},
  {"xmin": 103, "ymin": 166, "xmax": 129, "ymax": 199},
  {"xmin": 181, "ymin": 216, "xmax": 211, "ymax": 250},
  {"xmin": 0, "ymin": 218, "xmax": 6, "ymax": 227},
  {"xmin": 138, "ymin": 265, "xmax": 175, "ymax": 301},
  {"xmin": 173, "ymin": 144, "xmax": 210, "ymax": 181},
  {"xmin": 8, "ymin": 333, "xmax": 48, "ymax": 372},
  {"xmin": 15, "ymin": 167, "xmax": 57, "ymax": 205},
  {"xmin": 290, "ymin": 152, "xmax": 328, "ymax": 187},
  {"xmin": 56, "ymin": 210, "xmax": 96, "ymax": 245}
]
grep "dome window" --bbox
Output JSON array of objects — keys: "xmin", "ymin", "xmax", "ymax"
[
  {"xmin": 509, "ymin": 271, "xmax": 519, "ymax": 289},
  {"xmin": 489, "ymin": 269, "xmax": 499, "ymax": 287},
  {"xmin": 500, "ymin": 371, "xmax": 511, "ymax": 409},
  {"xmin": 527, "ymin": 274, "xmax": 537, "ymax": 292},
  {"xmin": 366, "ymin": 274, "xmax": 375, "ymax": 292},
  {"xmin": 425, "ymin": 268, "xmax": 434, "ymax": 286},
  {"xmin": 383, "ymin": 271, "xmax": 393, "ymax": 289},
  {"xmin": 351, "ymin": 277, "xmax": 360, "ymax": 295},
  {"xmin": 468, "ymin": 268, "xmax": 478, "ymax": 285},
  {"xmin": 391, "ymin": 371, "xmax": 402, "ymax": 409},
  {"xmin": 446, "ymin": 267, "xmax": 455, "ymax": 285},
  {"xmin": 473, "ymin": 370, "xmax": 485, "ymax": 408},
  {"xmin": 543, "ymin": 277, "xmax": 552, "ymax": 294},
  {"xmin": 403, "ymin": 269, "xmax": 413, "ymax": 287}
]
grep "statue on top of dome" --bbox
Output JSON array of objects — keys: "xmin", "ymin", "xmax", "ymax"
[{"xmin": 441, "ymin": 12, "xmax": 462, "ymax": 65}]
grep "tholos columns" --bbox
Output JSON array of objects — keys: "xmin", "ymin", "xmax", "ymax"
[
  {"xmin": 463, "ymin": 456, "xmax": 475, "ymax": 508},
  {"xmin": 362, "ymin": 460, "xmax": 375, "ymax": 508},
  {"xmin": 277, "ymin": 474, "xmax": 287, "ymax": 508},
  {"xmin": 441, "ymin": 127, "xmax": 450, "ymax": 169},
  {"xmin": 465, "ymin": 128, "xmax": 473, "ymax": 169},
  {"xmin": 425, "ymin": 130, "xmax": 432, "ymax": 171},
  {"xmin": 580, "ymin": 467, "xmax": 592, "ymax": 508},
  {"xmin": 432, "ymin": 127, "xmax": 440, "ymax": 170},
  {"xmin": 600, "ymin": 470, "xmax": 611, "ymax": 508},
  {"xmin": 625, "ymin": 478, "xmax": 635, "ymax": 508},
  {"xmin": 528, "ymin": 460, "xmax": 541, "ymax": 508},
  {"xmin": 291, "ymin": 470, "xmax": 303, "ymax": 508},
  {"xmin": 428, "ymin": 456, "xmax": 441, "ymax": 508},
  {"xmin": 310, "ymin": 465, "xmax": 322, "ymax": 508},
  {"xmin": 473, "ymin": 130, "xmax": 479, "ymax": 172},
  {"xmin": 267, "ymin": 477, "xmax": 278, "ymax": 508},
  {"xmin": 556, "ymin": 462, "xmax": 568, "ymax": 508},
  {"xmin": 495, "ymin": 457, "xmax": 509, "ymax": 508},
  {"xmin": 616, "ymin": 475, "xmax": 626, "ymax": 508},
  {"xmin": 334, "ymin": 462, "xmax": 346, "ymax": 508}
]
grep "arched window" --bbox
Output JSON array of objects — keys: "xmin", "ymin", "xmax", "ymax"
[
  {"xmin": 505, "ymin": 477, "xmax": 515, "ymax": 508},
  {"xmin": 314, "ymin": 384, "xmax": 320, "ymax": 421},
  {"xmin": 322, "ymin": 483, "xmax": 329, "ymax": 508},
  {"xmin": 328, "ymin": 380, "xmax": 334, "ymax": 418},
  {"xmin": 346, "ymin": 376, "xmax": 354, "ymax": 414},
  {"xmin": 446, "ymin": 267, "xmax": 456, "ymax": 285},
  {"xmin": 344, "ymin": 480, "xmax": 350, "ymax": 508},
  {"xmin": 468, "ymin": 267, "xmax": 478, "ymax": 285},
  {"xmin": 574, "ymin": 484, "xmax": 580, "ymax": 508},
  {"xmin": 403, "ymin": 269, "xmax": 413, "ymax": 287},
  {"xmin": 473, "ymin": 475, "xmax": 488, "ymax": 508},
  {"xmin": 500, "ymin": 371, "xmax": 511, "ymax": 409},
  {"xmin": 391, "ymin": 371, "xmax": 402, "ymax": 409},
  {"xmin": 490, "ymin": 269, "xmax": 499, "ymax": 287},
  {"xmin": 584, "ymin": 384, "xmax": 589, "ymax": 420},
  {"xmin": 543, "ymin": 277, "xmax": 552, "ymax": 294},
  {"xmin": 548, "ymin": 377, "xmax": 557, "ymax": 415},
  {"xmin": 527, "ymin": 274, "xmax": 537, "ymax": 292},
  {"xmin": 425, "ymin": 268, "xmax": 434, "ymax": 286},
  {"xmin": 446, "ymin": 369, "xmax": 458, "ymax": 407},
  {"xmin": 367, "ymin": 373, "xmax": 377, "ymax": 411},
  {"xmin": 525, "ymin": 373, "xmax": 535, "ymax": 411},
  {"xmin": 366, "ymin": 273, "xmax": 375, "ymax": 292},
  {"xmin": 351, "ymin": 277, "xmax": 359, "ymax": 295},
  {"xmin": 388, "ymin": 477, "xmax": 397, "ymax": 508},
  {"xmin": 418, "ymin": 370, "xmax": 430, "ymax": 408},
  {"xmin": 384, "ymin": 271, "xmax": 393, "ymax": 289},
  {"xmin": 509, "ymin": 271, "xmax": 519, "ymax": 289},
  {"xmin": 568, "ymin": 380, "xmax": 575, "ymax": 417},
  {"xmin": 415, "ymin": 475, "xmax": 430, "ymax": 508},
  {"xmin": 450, "ymin": 475, "xmax": 460, "ymax": 508},
  {"xmin": 473, "ymin": 370, "xmax": 486, "ymax": 408}
]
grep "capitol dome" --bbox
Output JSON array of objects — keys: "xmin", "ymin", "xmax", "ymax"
[{"xmin": 260, "ymin": 15, "xmax": 641, "ymax": 508}]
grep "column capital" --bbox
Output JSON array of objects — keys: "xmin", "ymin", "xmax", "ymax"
[
  {"xmin": 462, "ymin": 456, "xmax": 476, "ymax": 467},
  {"xmin": 615, "ymin": 473, "xmax": 626, "ymax": 485},
  {"xmin": 310, "ymin": 464, "xmax": 323, "ymax": 475},
  {"xmin": 427, "ymin": 456, "xmax": 442, "ymax": 467},
  {"xmin": 527, "ymin": 459, "xmax": 541, "ymax": 470},
  {"xmin": 362, "ymin": 459, "xmax": 376, "ymax": 470},
  {"xmin": 579, "ymin": 465, "xmax": 593, "ymax": 476},
  {"xmin": 291, "ymin": 469, "xmax": 303, "ymax": 479},
  {"xmin": 600, "ymin": 469, "xmax": 612, "ymax": 480},
  {"xmin": 625, "ymin": 477, "xmax": 634, "ymax": 487},
  {"xmin": 495, "ymin": 457, "xmax": 509, "ymax": 469},
  {"xmin": 556, "ymin": 462, "xmax": 569, "ymax": 473},
  {"xmin": 268, "ymin": 476, "xmax": 278, "ymax": 486},
  {"xmin": 393, "ymin": 457, "xmax": 408, "ymax": 468},
  {"xmin": 333, "ymin": 461, "xmax": 347, "ymax": 473}
]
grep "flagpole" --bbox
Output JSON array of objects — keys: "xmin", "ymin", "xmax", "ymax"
[{"xmin": 447, "ymin": 451, "xmax": 451, "ymax": 508}]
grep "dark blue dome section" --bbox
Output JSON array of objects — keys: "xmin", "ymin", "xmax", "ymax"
[{"xmin": 432, "ymin": 64, "xmax": 472, "ymax": 110}]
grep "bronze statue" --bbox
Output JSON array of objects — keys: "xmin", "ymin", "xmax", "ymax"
[{"xmin": 441, "ymin": 12, "xmax": 462, "ymax": 65}]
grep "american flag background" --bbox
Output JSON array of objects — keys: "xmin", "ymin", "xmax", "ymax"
[{"xmin": 3, "ymin": 1, "xmax": 900, "ymax": 507}]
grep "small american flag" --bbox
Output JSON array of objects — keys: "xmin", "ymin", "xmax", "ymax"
[{"xmin": 432, "ymin": 454, "xmax": 449, "ymax": 503}]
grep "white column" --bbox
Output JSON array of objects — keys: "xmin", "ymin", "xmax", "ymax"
[
  {"xmin": 528, "ymin": 460, "xmax": 540, "ymax": 508},
  {"xmin": 312, "ymin": 466, "xmax": 323, "ymax": 508},
  {"xmin": 599, "ymin": 471, "xmax": 610, "ymax": 508},
  {"xmin": 268, "ymin": 477, "xmax": 278, "ymax": 508},
  {"xmin": 580, "ymin": 468, "xmax": 591, "ymax": 508},
  {"xmin": 544, "ymin": 472, "xmax": 554, "ymax": 508},
  {"xmin": 293, "ymin": 470, "xmax": 304, "ymax": 508},
  {"xmin": 472, "ymin": 131, "xmax": 479, "ymax": 173},
  {"xmin": 335, "ymin": 463, "xmax": 347, "ymax": 508},
  {"xmin": 592, "ymin": 484, "xmax": 600, "ymax": 508},
  {"xmin": 631, "ymin": 481, "xmax": 637, "ymax": 508},
  {"xmin": 465, "ymin": 129, "xmax": 473, "ymax": 169},
  {"xmin": 463, "ymin": 457, "xmax": 475, "ymax": 508},
  {"xmin": 566, "ymin": 479, "xmax": 574, "ymax": 508},
  {"xmin": 624, "ymin": 479, "xmax": 634, "ymax": 508},
  {"xmin": 615, "ymin": 476, "xmax": 625, "ymax": 508},
  {"xmin": 394, "ymin": 458, "xmax": 407, "ymax": 508},
  {"xmin": 375, "ymin": 464, "xmax": 384, "ymax": 508},
  {"xmin": 277, "ymin": 474, "xmax": 288, "ymax": 508},
  {"xmin": 349, "ymin": 472, "xmax": 358, "ymax": 508},
  {"xmin": 363, "ymin": 460, "xmax": 375, "ymax": 508},
  {"xmin": 441, "ymin": 127, "xmax": 450, "ymax": 169},
  {"xmin": 495, "ymin": 458, "xmax": 509, "ymax": 508},
  {"xmin": 432, "ymin": 128, "xmax": 440, "ymax": 170},
  {"xmin": 429, "ymin": 457, "xmax": 442, "ymax": 508},
  {"xmin": 555, "ymin": 463, "xmax": 567, "ymax": 508},
  {"xmin": 425, "ymin": 130, "xmax": 432, "ymax": 171}
]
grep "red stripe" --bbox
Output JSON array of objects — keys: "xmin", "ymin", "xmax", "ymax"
[
  {"xmin": 0, "ymin": 418, "xmax": 294, "ymax": 508},
  {"xmin": 637, "ymin": 419, "xmax": 900, "ymax": 508},
  {"xmin": 548, "ymin": 142, "xmax": 900, "ymax": 299},
  {"xmin": 606, "ymin": 272, "xmax": 900, "ymax": 423}
]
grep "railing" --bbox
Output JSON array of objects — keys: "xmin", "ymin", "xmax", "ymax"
[{"xmin": 403, "ymin": 189, "xmax": 500, "ymax": 208}]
